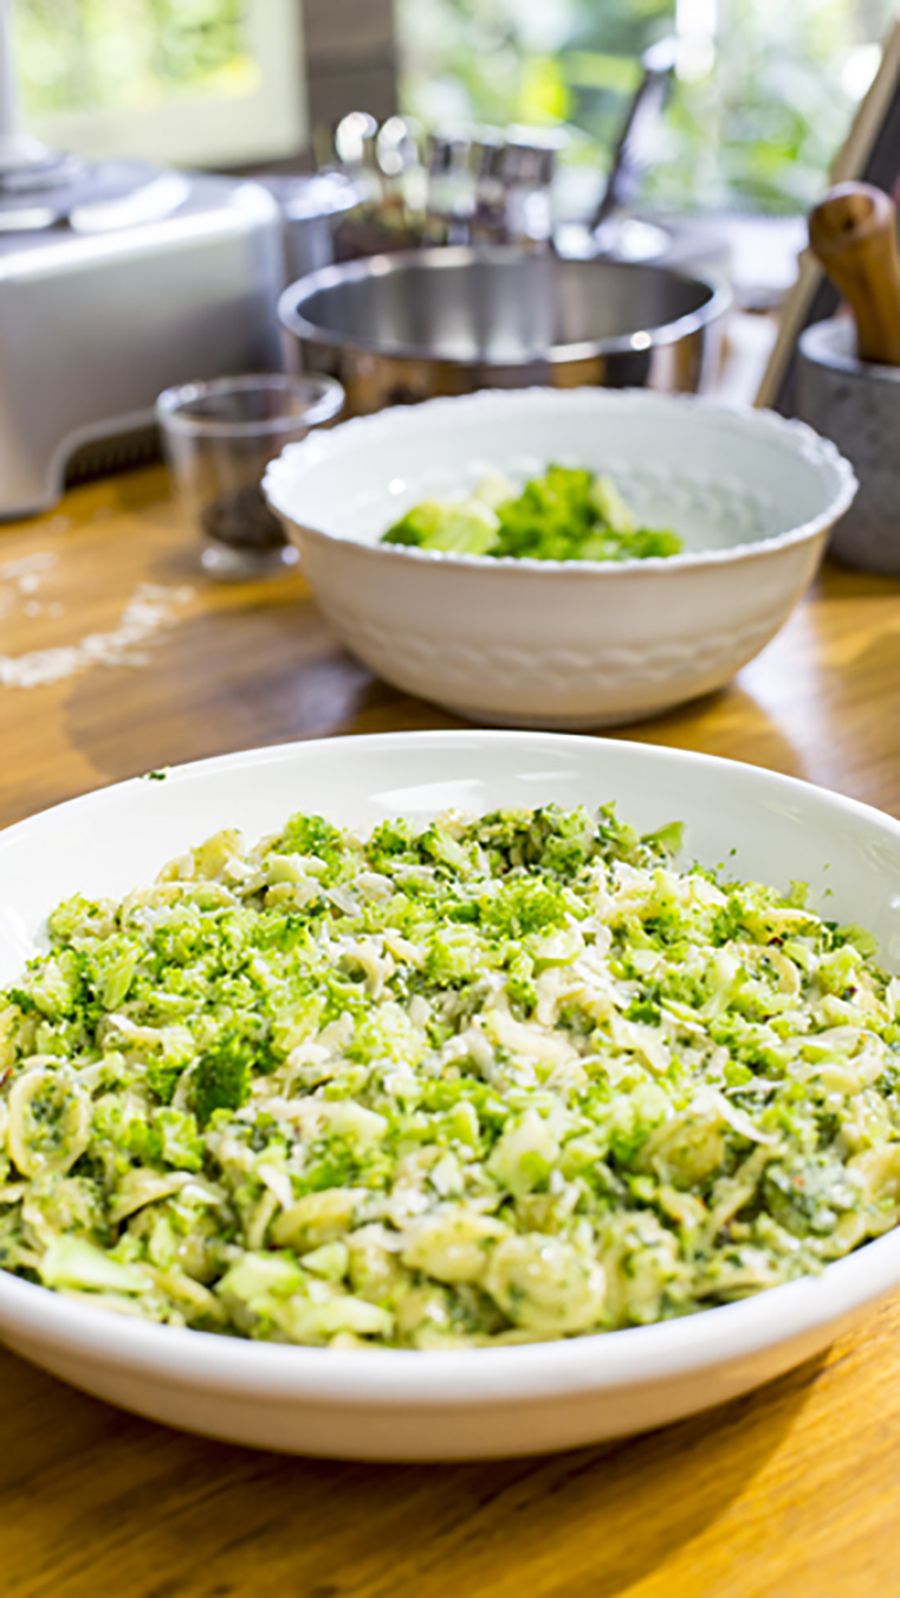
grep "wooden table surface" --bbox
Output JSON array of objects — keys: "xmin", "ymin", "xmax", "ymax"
[{"xmin": 3, "ymin": 464, "xmax": 900, "ymax": 1598}]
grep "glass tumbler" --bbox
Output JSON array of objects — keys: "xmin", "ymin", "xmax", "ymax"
[{"xmin": 156, "ymin": 372, "xmax": 344, "ymax": 579}]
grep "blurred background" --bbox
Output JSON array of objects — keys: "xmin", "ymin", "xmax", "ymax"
[
  {"xmin": 11, "ymin": 0, "xmax": 896, "ymax": 214},
  {"xmin": 5, "ymin": 0, "xmax": 900, "ymax": 519}
]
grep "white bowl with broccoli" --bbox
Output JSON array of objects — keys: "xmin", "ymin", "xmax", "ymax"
[{"xmin": 264, "ymin": 387, "xmax": 855, "ymax": 728}]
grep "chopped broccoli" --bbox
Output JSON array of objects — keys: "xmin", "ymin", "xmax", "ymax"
[
  {"xmin": 191, "ymin": 1034, "xmax": 255, "ymax": 1126},
  {"xmin": 380, "ymin": 464, "xmax": 683, "ymax": 564},
  {"xmin": 3, "ymin": 797, "xmax": 898, "ymax": 1351},
  {"xmin": 383, "ymin": 499, "xmax": 500, "ymax": 556}
]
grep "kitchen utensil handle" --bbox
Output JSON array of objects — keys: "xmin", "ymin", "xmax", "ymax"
[{"xmin": 808, "ymin": 181, "xmax": 900, "ymax": 366}]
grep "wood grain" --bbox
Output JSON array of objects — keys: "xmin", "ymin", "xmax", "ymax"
[
  {"xmin": 3, "ymin": 466, "xmax": 900, "ymax": 1597},
  {"xmin": 808, "ymin": 181, "xmax": 900, "ymax": 366}
]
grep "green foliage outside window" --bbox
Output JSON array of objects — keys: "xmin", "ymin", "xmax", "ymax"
[
  {"xmin": 12, "ymin": 0, "xmax": 252, "ymax": 117},
  {"xmin": 396, "ymin": 0, "xmax": 898, "ymax": 214}
]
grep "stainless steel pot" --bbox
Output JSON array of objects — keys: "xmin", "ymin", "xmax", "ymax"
[
  {"xmin": 257, "ymin": 171, "xmax": 360, "ymax": 286},
  {"xmin": 278, "ymin": 246, "xmax": 729, "ymax": 414}
]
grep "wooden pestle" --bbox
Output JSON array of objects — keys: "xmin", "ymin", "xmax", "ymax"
[{"xmin": 808, "ymin": 180, "xmax": 900, "ymax": 366}]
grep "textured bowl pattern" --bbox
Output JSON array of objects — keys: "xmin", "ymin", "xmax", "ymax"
[{"xmin": 319, "ymin": 606, "xmax": 777, "ymax": 728}]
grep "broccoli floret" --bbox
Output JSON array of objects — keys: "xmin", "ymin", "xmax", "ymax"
[
  {"xmin": 381, "ymin": 501, "xmax": 446, "ymax": 545},
  {"xmin": 425, "ymin": 924, "xmax": 485, "ymax": 986},
  {"xmin": 640, "ymin": 821, "xmax": 684, "ymax": 860},
  {"xmin": 155, "ymin": 1108, "xmax": 205, "ymax": 1171},
  {"xmin": 380, "ymin": 464, "xmax": 682, "ymax": 565},
  {"xmin": 495, "ymin": 465, "xmax": 595, "ymax": 560},
  {"xmin": 275, "ymin": 812, "xmax": 347, "ymax": 870},
  {"xmin": 383, "ymin": 500, "xmax": 500, "ymax": 555},
  {"xmin": 590, "ymin": 473, "xmax": 635, "ymax": 534},
  {"xmin": 190, "ymin": 1034, "xmax": 254, "ymax": 1127},
  {"xmin": 480, "ymin": 877, "xmax": 568, "ymax": 940},
  {"xmin": 365, "ymin": 818, "xmax": 419, "ymax": 870},
  {"xmin": 5, "ymin": 987, "xmax": 38, "ymax": 1014},
  {"xmin": 594, "ymin": 803, "xmax": 645, "ymax": 865},
  {"xmin": 535, "ymin": 805, "xmax": 599, "ymax": 878}
]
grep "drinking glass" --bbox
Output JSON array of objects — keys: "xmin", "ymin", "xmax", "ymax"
[{"xmin": 156, "ymin": 372, "xmax": 344, "ymax": 579}]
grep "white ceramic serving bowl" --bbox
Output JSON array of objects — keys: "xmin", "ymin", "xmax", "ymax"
[
  {"xmin": 2, "ymin": 730, "xmax": 900, "ymax": 1461},
  {"xmin": 263, "ymin": 388, "xmax": 856, "ymax": 729}
]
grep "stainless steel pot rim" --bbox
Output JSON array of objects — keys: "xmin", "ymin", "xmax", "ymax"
[{"xmin": 278, "ymin": 245, "xmax": 731, "ymax": 367}]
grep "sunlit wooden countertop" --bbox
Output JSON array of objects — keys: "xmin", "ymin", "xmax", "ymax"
[{"xmin": 3, "ymin": 464, "xmax": 900, "ymax": 1598}]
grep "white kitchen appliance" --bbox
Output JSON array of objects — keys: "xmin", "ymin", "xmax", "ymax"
[{"xmin": 0, "ymin": 4, "xmax": 285, "ymax": 518}]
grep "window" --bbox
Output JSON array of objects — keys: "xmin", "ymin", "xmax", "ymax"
[{"xmin": 13, "ymin": 0, "xmax": 306, "ymax": 167}]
